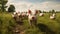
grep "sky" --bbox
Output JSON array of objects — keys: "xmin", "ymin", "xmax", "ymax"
[{"xmin": 6, "ymin": 0, "xmax": 60, "ymax": 12}]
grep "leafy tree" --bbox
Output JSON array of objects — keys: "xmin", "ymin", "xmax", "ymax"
[
  {"xmin": 51, "ymin": 9, "xmax": 55, "ymax": 14},
  {"xmin": 0, "ymin": 0, "xmax": 8, "ymax": 12},
  {"xmin": 8, "ymin": 5, "xmax": 15, "ymax": 12}
]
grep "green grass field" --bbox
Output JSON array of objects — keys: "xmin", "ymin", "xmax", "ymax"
[{"xmin": 0, "ymin": 12, "xmax": 60, "ymax": 34}]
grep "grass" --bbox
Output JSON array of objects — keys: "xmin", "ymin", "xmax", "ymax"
[
  {"xmin": 0, "ymin": 12, "xmax": 60, "ymax": 34},
  {"xmin": 0, "ymin": 12, "xmax": 16, "ymax": 34}
]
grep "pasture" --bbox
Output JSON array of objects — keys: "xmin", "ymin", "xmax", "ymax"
[{"xmin": 0, "ymin": 12, "xmax": 60, "ymax": 34}]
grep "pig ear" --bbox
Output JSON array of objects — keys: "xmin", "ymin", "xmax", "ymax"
[
  {"xmin": 35, "ymin": 10, "xmax": 38, "ymax": 14},
  {"xmin": 28, "ymin": 10, "xmax": 31, "ymax": 13}
]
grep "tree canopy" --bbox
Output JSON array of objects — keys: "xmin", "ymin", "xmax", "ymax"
[
  {"xmin": 0, "ymin": 0, "xmax": 8, "ymax": 12},
  {"xmin": 8, "ymin": 5, "xmax": 15, "ymax": 12}
]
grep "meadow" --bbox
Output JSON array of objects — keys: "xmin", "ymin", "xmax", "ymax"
[{"xmin": 0, "ymin": 12, "xmax": 60, "ymax": 34}]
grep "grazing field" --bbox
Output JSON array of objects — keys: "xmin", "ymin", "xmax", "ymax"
[{"xmin": 0, "ymin": 12, "xmax": 60, "ymax": 34}]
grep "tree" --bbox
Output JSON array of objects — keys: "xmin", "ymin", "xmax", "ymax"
[
  {"xmin": 51, "ymin": 9, "xmax": 55, "ymax": 14},
  {"xmin": 8, "ymin": 5, "xmax": 15, "ymax": 12},
  {"xmin": 0, "ymin": 0, "xmax": 8, "ymax": 12}
]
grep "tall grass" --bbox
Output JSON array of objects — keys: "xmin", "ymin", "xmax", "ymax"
[
  {"xmin": 0, "ymin": 12, "xmax": 16, "ymax": 34},
  {"xmin": 0, "ymin": 12, "xmax": 60, "ymax": 34}
]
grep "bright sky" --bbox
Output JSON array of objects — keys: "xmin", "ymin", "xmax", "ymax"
[{"xmin": 6, "ymin": 0, "xmax": 60, "ymax": 12}]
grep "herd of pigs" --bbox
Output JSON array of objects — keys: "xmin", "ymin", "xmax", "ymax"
[
  {"xmin": 12, "ymin": 10, "xmax": 56, "ymax": 27},
  {"xmin": 12, "ymin": 10, "xmax": 56, "ymax": 26},
  {"xmin": 12, "ymin": 10, "xmax": 56, "ymax": 33}
]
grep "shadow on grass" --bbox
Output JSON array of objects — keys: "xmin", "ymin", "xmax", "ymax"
[{"xmin": 37, "ymin": 23, "xmax": 56, "ymax": 34}]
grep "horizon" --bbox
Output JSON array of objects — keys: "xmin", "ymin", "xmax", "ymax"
[{"xmin": 6, "ymin": 0, "xmax": 60, "ymax": 12}]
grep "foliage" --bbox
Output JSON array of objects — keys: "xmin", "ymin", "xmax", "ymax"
[
  {"xmin": 0, "ymin": 12, "xmax": 16, "ymax": 34},
  {"xmin": 0, "ymin": 0, "xmax": 8, "ymax": 12},
  {"xmin": 52, "ymin": 9, "xmax": 55, "ymax": 13},
  {"xmin": 8, "ymin": 5, "xmax": 15, "ymax": 12}
]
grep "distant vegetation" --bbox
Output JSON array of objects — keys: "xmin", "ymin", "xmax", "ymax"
[{"xmin": 8, "ymin": 5, "xmax": 15, "ymax": 12}]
